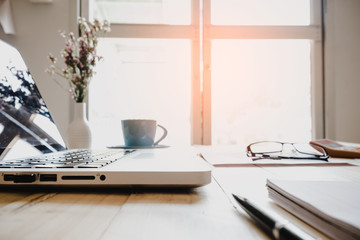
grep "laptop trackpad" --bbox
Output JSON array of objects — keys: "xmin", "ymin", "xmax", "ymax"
[{"xmin": 133, "ymin": 153, "xmax": 155, "ymax": 159}]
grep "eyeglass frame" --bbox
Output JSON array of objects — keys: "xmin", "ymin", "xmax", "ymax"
[{"xmin": 246, "ymin": 141, "xmax": 329, "ymax": 161}]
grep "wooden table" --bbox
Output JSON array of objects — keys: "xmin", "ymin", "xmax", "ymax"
[{"xmin": 1, "ymin": 162, "xmax": 359, "ymax": 240}]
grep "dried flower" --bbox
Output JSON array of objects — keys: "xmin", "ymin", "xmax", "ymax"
[{"xmin": 46, "ymin": 17, "xmax": 110, "ymax": 102}]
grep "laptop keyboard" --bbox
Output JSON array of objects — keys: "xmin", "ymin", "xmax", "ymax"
[{"xmin": 0, "ymin": 149, "xmax": 133, "ymax": 169}]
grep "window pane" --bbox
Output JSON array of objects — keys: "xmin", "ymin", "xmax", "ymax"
[
  {"xmin": 211, "ymin": 0, "xmax": 311, "ymax": 25},
  {"xmin": 211, "ymin": 40, "xmax": 312, "ymax": 146},
  {"xmin": 93, "ymin": 0, "xmax": 191, "ymax": 25},
  {"xmin": 89, "ymin": 38, "xmax": 191, "ymax": 148}
]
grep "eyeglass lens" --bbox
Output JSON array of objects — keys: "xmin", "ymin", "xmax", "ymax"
[
  {"xmin": 250, "ymin": 142, "xmax": 283, "ymax": 153},
  {"xmin": 250, "ymin": 142, "xmax": 327, "ymax": 156},
  {"xmin": 293, "ymin": 143, "xmax": 327, "ymax": 156}
]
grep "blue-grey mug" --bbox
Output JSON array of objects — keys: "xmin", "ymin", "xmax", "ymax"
[{"xmin": 121, "ymin": 119, "xmax": 168, "ymax": 146}]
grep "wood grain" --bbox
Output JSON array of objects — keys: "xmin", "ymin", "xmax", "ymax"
[
  {"xmin": 0, "ymin": 183, "xmax": 264, "ymax": 240},
  {"xmin": 0, "ymin": 191, "xmax": 130, "ymax": 240},
  {"xmin": 1, "ymin": 165, "xmax": 358, "ymax": 240}
]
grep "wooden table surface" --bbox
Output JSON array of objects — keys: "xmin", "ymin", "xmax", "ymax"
[{"xmin": 1, "ymin": 164, "xmax": 359, "ymax": 240}]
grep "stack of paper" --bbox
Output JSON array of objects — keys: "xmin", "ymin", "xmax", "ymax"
[{"xmin": 267, "ymin": 179, "xmax": 360, "ymax": 240}]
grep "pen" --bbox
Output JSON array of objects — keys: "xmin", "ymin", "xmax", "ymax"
[{"xmin": 232, "ymin": 194, "xmax": 318, "ymax": 240}]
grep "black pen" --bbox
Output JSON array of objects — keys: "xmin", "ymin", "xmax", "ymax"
[{"xmin": 232, "ymin": 194, "xmax": 318, "ymax": 240}]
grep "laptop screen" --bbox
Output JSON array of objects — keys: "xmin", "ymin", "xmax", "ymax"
[{"xmin": 0, "ymin": 40, "xmax": 66, "ymax": 160}]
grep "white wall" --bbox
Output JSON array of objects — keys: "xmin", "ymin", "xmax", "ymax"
[
  {"xmin": 0, "ymin": 0, "xmax": 78, "ymax": 140},
  {"xmin": 324, "ymin": 0, "xmax": 360, "ymax": 142}
]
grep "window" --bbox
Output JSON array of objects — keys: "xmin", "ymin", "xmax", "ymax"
[
  {"xmin": 89, "ymin": 38, "xmax": 192, "ymax": 147},
  {"xmin": 211, "ymin": 39, "xmax": 312, "ymax": 145},
  {"xmin": 211, "ymin": 0, "xmax": 310, "ymax": 25},
  {"xmin": 93, "ymin": 0, "xmax": 192, "ymax": 25},
  {"xmin": 86, "ymin": 0, "xmax": 323, "ymax": 147}
]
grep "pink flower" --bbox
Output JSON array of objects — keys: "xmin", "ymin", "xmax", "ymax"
[{"xmin": 46, "ymin": 17, "xmax": 110, "ymax": 103}]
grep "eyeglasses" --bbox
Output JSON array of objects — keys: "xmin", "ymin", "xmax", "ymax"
[{"xmin": 246, "ymin": 141, "xmax": 329, "ymax": 161}]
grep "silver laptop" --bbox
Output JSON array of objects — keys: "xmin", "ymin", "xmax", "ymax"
[{"xmin": 0, "ymin": 39, "xmax": 211, "ymax": 188}]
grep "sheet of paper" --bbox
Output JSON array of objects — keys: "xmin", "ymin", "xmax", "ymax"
[
  {"xmin": 267, "ymin": 178, "xmax": 360, "ymax": 239},
  {"xmin": 197, "ymin": 145, "xmax": 357, "ymax": 166}
]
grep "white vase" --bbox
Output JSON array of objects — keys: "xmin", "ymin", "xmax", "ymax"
[{"xmin": 67, "ymin": 102, "xmax": 92, "ymax": 149}]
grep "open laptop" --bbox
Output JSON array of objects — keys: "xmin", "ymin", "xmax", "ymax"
[{"xmin": 0, "ymin": 39, "xmax": 211, "ymax": 188}]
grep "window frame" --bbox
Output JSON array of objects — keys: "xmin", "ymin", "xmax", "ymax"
[
  {"xmin": 202, "ymin": 0, "xmax": 324, "ymax": 144},
  {"xmin": 82, "ymin": 0, "xmax": 202, "ymax": 145},
  {"xmin": 82, "ymin": 0, "xmax": 324, "ymax": 145}
]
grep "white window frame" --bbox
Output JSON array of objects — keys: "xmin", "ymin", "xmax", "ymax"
[
  {"xmin": 202, "ymin": 0, "xmax": 324, "ymax": 144},
  {"xmin": 82, "ymin": 0, "xmax": 323, "ymax": 145},
  {"xmin": 82, "ymin": 0, "xmax": 202, "ymax": 145}
]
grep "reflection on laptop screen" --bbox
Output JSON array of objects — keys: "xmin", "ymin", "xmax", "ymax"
[{"xmin": 0, "ymin": 40, "xmax": 66, "ymax": 160}]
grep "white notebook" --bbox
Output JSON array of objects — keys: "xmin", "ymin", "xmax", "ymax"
[{"xmin": 267, "ymin": 179, "xmax": 360, "ymax": 240}]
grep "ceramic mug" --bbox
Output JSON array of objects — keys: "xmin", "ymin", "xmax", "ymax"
[{"xmin": 121, "ymin": 119, "xmax": 168, "ymax": 146}]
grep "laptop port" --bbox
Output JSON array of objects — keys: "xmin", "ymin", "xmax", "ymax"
[
  {"xmin": 40, "ymin": 174, "xmax": 57, "ymax": 182},
  {"xmin": 61, "ymin": 176, "xmax": 95, "ymax": 180},
  {"xmin": 4, "ymin": 174, "xmax": 14, "ymax": 181},
  {"xmin": 12, "ymin": 174, "xmax": 36, "ymax": 183}
]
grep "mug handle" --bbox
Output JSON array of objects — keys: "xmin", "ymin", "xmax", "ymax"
[{"xmin": 154, "ymin": 124, "xmax": 168, "ymax": 145}]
